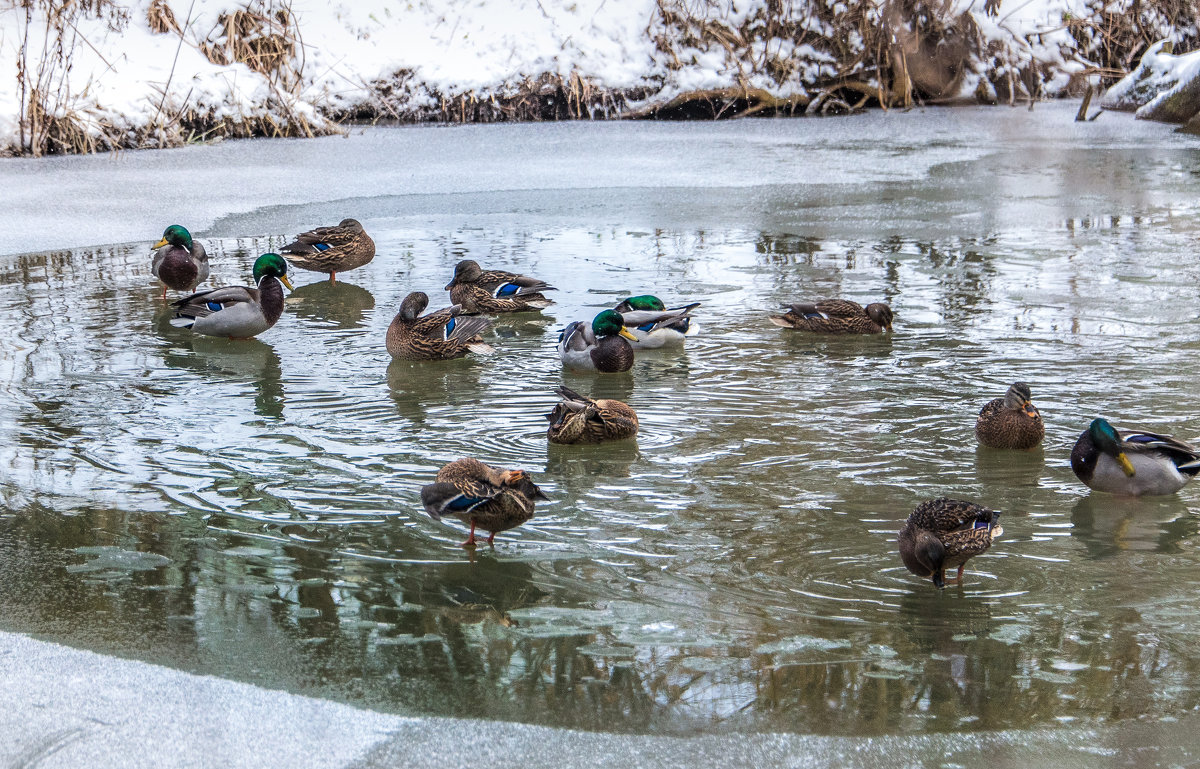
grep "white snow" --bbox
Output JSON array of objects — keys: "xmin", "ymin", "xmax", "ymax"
[
  {"xmin": 0, "ymin": 0, "xmax": 1171, "ymax": 153},
  {"xmin": 1101, "ymin": 40, "xmax": 1200, "ymax": 118}
]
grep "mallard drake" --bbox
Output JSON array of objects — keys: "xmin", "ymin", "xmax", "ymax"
[
  {"xmin": 1070, "ymin": 418, "xmax": 1200, "ymax": 496},
  {"xmin": 280, "ymin": 218, "xmax": 374, "ymax": 281},
  {"xmin": 386, "ymin": 291, "xmax": 494, "ymax": 361},
  {"xmin": 445, "ymin": 259, "xmax": 556, "ymax": 314},
  {"xmin": 421, "ymin": 458, "xmax": 550, "ymax": 547},
  {"xmin": 546, "ymin": 386, "xmax": 639, "ymax": 444},
  {"xmin": 151, "ymin": 224, "xmax": 209, "ymax": 298},
  {"xmin": 898, "ymin": 498, "xmax": 1003, "ymax": 588},
  {"xmin": 769, "ymin": 299, "xmax": 893, "ymax": 334},
  {"xmin": 976, "ymin": 382, "xmax": 1044, "ymax": 450},
  {"xmin": 612, "ymin": 295, "xmax": 700, "ymax": 349},
  {"xmin": 169, "ymin": 253, "xmax": 293, "ymax": 339},
  {"xmin": 557, "ymin": 310, "xmax": 638, "ymax": 372}
]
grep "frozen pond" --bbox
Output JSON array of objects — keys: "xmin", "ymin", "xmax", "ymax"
[{"xmin": 3, "ymin": 103, "xmax": 1200, "ymax": 742}]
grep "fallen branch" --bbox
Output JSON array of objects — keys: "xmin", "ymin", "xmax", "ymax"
[{"xmin": 624, "ymin": 86, "xmax": 811, "ymax": 120}]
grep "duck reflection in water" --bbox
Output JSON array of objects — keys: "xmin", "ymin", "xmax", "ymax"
[
  {"xmin": 286, "ymin": 279, "xmax": 375, "ymax": 329},
  {"xmin": 1070, "ymin": 494, "xmax": 1196, "ymax": 558},
  {"xmin": 973, "ymin": 443, "xmax": 1045, "ymax": 512},
  {"xmin": 386, "ymin": 357, "xmax": 482, "ymax": 425},
  {"xmin": 545, "ymin": 441, "xmax": 640, "ymax": 490},
  {"xmin": 161, "ymin": 336, "xmax": 284, "ymax": 419}
]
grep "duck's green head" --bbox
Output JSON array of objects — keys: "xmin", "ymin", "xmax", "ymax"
[
  {"xmin": 253, "ymin": 253, "xmax": 294, "ymax": 291},
  {"xmin": 153, "ymin": 224, "xmax": 192, "ymax": 250},
  {"xmin": 617, "ymin": 295, "xmax": 665, "ymax": 312},
  {"xmin": 592, "ymin": 309, "xmax": 638, "ymax": 341},
  {"xmin": 1089, "ymin": 418, "xmax": 1135, "ymax": 476}
]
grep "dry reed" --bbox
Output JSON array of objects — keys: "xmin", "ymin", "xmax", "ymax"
[{"xmin": 146, "ymin": 0, "xmax": 179, "ymax": 35}]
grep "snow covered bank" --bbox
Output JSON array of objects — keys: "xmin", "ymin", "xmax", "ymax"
[
  {"xmin": 1101, "ymin": 41, "xmax": 1200, "ymax": 130},
  {"xmin": 0, "ymin": 0, "xmax": 1193, "ymax": 155}
]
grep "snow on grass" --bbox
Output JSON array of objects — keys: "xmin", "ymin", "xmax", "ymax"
[{"xmin": 0, "ymin": 0, "xmax": 1155, "ymax": 154}]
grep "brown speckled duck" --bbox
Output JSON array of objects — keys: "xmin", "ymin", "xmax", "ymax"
[
  {"xmin": 769, "ymin": 299, "xmax": 893, "ymax": 334},
  {"xmin": 421, "ymin": 458, "xmax": 549, "ymax": 547},
  {"xmin": 546, "ymin": 386, "xmax": 639, "ymax": 444},
  {"xmin": 898, "ymin": 498, "xmax": 1003, "ymax": 588},
  {"xmin": 281, "ymin": 218, "xmax": 374, "ymax": 281},
  {"xmin": 976, "ymin": 382, "xmax": 1044, "ymax": 450},
  {"xmin": 445, "ymin": 259, "xmax": 556, "ymax": 314},
  {"xmin": 151, "ymin": 225, "xmax": 209, "ymax": 298},
  {"xmin": 385, "ymin": 291, "xmax": 494, "ymax": 361}
]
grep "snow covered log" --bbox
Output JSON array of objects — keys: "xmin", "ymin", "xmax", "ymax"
[{"xmin": 1101, "ymin": 42, "xmax": 1200, "ymax": 124}]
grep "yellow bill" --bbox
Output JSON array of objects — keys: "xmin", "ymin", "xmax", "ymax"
[
  {"xmin": 619, "ymin": 327, "xmax": 638, "ymax": 341},
  {"xmin": 1116, "ymin": 452, "xmax": 1136, "ymax": 477}
]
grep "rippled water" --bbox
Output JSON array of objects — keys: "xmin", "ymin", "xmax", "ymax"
[{"xmin": 3, "ymin": 105, "xmax": 1200, "ymax": 736}]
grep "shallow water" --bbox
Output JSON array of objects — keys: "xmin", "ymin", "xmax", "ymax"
[{"xmin": 3, "ymin": 104, "xmax": 1200, "ymax": 736}]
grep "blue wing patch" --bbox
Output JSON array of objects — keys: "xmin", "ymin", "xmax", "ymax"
[
  {"xmin": 495, "ymin": 283, "xmax": 520, "ymax": 297},
  {"xmin": 444, "ymin": 317, "xmax": 456, "ymax": 338},
  {"xmin": 637, "ymin": 322, "xmax": 655, "ymax": 333},
  {"xmin": 313, "ymin": 243, "xmax": 332, "ymax": 252},
  {"xmin": 206, "ymin": 301, "xmax": 223, "ymax": 312},
  {"xmin": 445, "ymin": 495, "xmax": 486, "ymax": 512}
]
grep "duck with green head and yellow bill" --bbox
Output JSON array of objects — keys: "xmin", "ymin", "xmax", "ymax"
[
  {"xmin": 557, "ymin": 309, "xmax": 638, "ymax": 372},
  {"xmin": 421, "ymin": 458, "xmax": 550, "ymax": 548},
  {"xmin": 898, "ymin": 498, "xmax": 1003, "ymax": 588},
  {"xmin": 385, "ymin": 291, "xmax": 494, "ymax": 361},
  {"xmin": 151, "ymin": 224, "xmax": 209, "ymax": 298},
  {"xmin": 281, "ymin": 218, "xmax": 374, "ymax": 281},
  {"xmin": 612, "ymin": 295, "xmax": 700, "ymax": 349},
  {"xmin": 769, "ymin": 299, "xmax": 893, "ymax": 334},
  {"xmin": 444, "ymin": 259, "xmax": 557, "ymax": 314},
  {"xmin": 975, "ymin": 382, "xmax": 1044, "ymax": 450},
  {"xmin": 1070, "ymin": 417, "xmax": 1200, "ymax": 496},
  {"xmin": 170, "ymin": 253, "xmax": 293, "ymax": 339}
]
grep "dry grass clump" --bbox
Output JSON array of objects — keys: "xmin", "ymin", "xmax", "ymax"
[
  {"xmin": 335, "ymin": 70, "xmax": 649, "ymax": 124},
  {"xmin": 146, "ymin": 0, "xmax": 180, "ymax": 35},
  {"xmin": 437, "ymin": 73, "xmax": 639, "ymax": 122},
  {"xmin": 199, "ymin": 1, "xmax": 304, "ymax": 90},
  {"xmin": 1064, "ymin": 0, "xmax": 1200, "ymax": 87},
  {"xmin": 21, "ymin": 88, "xmax": 105, "ymax": 155},
  {"xmin": 11, "ymin": 0, "xmax": 129, "ymax": 156},
  {"xmin": 649, "ymin": 0, "xmax": 978, "ymax": 115}
]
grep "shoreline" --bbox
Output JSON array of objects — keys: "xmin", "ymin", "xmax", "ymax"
[{"xmin": 0, "ymin": 0, "xmax": 1159, "ymax": 157}]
